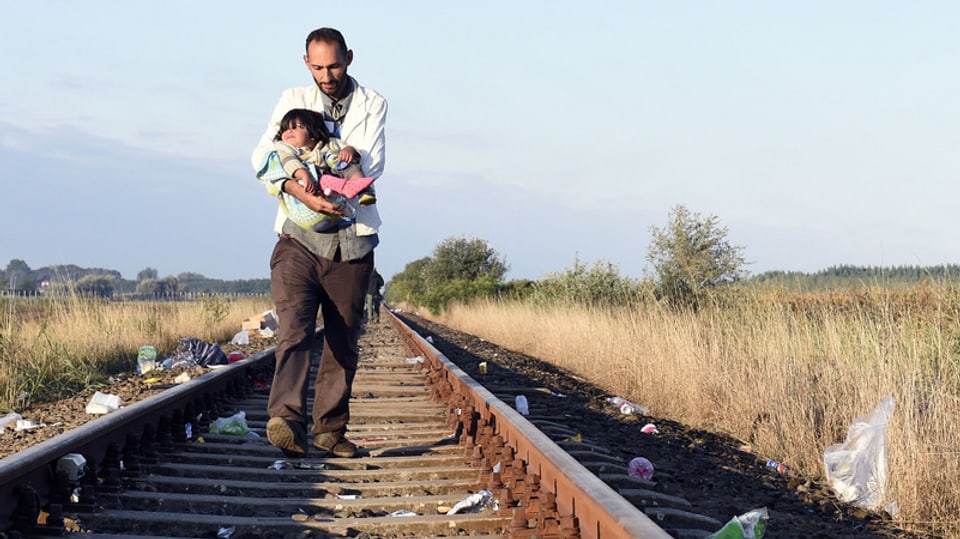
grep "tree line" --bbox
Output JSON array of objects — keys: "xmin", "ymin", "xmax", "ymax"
[
  {"xmin": 0, "ymin": 261, "xmax": 270, "ymax": 298},
  {"xmin": 6, "ymin": 204, "xmax": 957, "ymax": 305},
  {"xmin": 386, "ymin": 205, "xmax": 960, "ymax": 313}
]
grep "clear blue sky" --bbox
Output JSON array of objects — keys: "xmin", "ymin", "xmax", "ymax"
[{"xmin": 2, "ymin": 1, "xmax": 958, "ymax": 282}]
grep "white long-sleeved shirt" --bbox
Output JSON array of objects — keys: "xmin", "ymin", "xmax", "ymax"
[{"xmin": 252, "ymin": 81, "xmax": 387, "ymax": 237}]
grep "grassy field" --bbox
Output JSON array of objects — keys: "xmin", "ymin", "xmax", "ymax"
[
  {"xmin": 0, "ymin": 295, "xmax": 274, "ymax": 411},
  {"xmin": 430, "ymin": 285, "xmax": 960, "ymax": 537}
]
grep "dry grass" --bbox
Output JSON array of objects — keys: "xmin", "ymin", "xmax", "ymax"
[
  {"xmin": 0, "ymin": 295, "xmax": 273, "ymax": 411},
  {"xmin": 433, "ymin": 286, "xmax": 960, "ymax": 537}
]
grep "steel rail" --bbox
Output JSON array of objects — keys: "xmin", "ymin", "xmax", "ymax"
[
  {"xmin": 387, "ymin": 310, "xmax": 672, "ymax": 539},
  {"xmin": 0, "ymin": 311, "xmax": 676, "ymax": 538},
  {"xmin": 0, "ymin": 350, "xmax": 274, "ymax": 531}
]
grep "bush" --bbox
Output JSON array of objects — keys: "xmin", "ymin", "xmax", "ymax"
[
  {"xmin": 385, "ymin": 236, "xmax": 510, "ymax": 313},
  {"xmin": 422, "ymin": 277, "xmax": 502, "ymax": 315},
  {"xmin": 647, "ymin": 205, "xmax": 746, "ymax": 309},
  {"xmin": 531, "ymin": 258, "xmax": 648, "ymax": 307}
]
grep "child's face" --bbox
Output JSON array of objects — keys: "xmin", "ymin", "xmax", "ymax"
[{"xmin": 281, "ymin": 121, "xmax": 317, "ymax": 148}]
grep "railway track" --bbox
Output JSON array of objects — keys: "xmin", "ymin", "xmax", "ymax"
[{"xmin": 0, "ymin": 310, "xmax": 717, "ymax": 538}]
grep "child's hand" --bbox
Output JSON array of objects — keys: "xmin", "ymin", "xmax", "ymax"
[
  {"xmin": 339, "ymin": 145, "xmax": 359, "ymax": 164},
  {"xmin": 294, "ymin": 168, "xmax": 317, "ymax": 194}
]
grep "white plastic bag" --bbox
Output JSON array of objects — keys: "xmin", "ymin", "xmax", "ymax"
[
  {"xmin": 209, "ymin": 411, "xmax": 249, "ymax": 435},
  {"xmin": 823, "ymin": 395, "xmax": 895, "ymax": 509},
  {"xmin": 708, "ymin": 507, "xmax": 768, "ymax": 539},
  {"xmin": 86, "ymin": 391, "xmax": 121, "ymax": 414}
]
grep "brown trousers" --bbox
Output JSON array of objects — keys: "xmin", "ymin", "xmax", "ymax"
[{"xmin": 267, "ymin": 237, "xmax": 373, "ymax": 435}]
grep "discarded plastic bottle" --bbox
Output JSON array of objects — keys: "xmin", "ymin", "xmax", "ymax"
[
  {"xmin": 607, "ymin": 396, "xmax": 648, "ymax": 415},
  {"xmin": 515, "ymin": 395, "xmax": 530, "ymax": 416},
  {"xmin": 136, "ymin": 345, "xmax": 158, "ymax": 375},
  {"xmin": 766, "ymin": 459, "xmax": 788, "ymax": 474}
]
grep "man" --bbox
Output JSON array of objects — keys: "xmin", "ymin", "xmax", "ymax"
[
  {"xmin": 251, "ymin": 27, "xmax": 387, "ymax": 458},
  {"xmin": 365, "ymin": 269, "xmax": 384, "ymax": 323}
]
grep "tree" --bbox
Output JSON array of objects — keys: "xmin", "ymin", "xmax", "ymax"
[
  {"xmin": 75, "ymin": 274, "xmax": 117, "ymax": 298},
  {"xmin": 137, "ymin": 267, "xmax": 158, "ymax": 281},
  {"xmin": 384, "ymin": 257, "xmax": 432, "ymax": 306},
  {"xmin": 423, "ymin": 236, "xmax": 508, "ymax": 289},
  {"xmin": 135, "ymin": 276, "xmax": 185, "ymax": 297},
  {"xmin": 647, "ymin": 205, "xmax": 747, "ymax": 308},
  {"xmin": 385, "ymin": 236, "xmax": 510, "ymax": 312},
  {"xmin": 5, "ymin": 259, "xmax": 35, "ymax": 293}
]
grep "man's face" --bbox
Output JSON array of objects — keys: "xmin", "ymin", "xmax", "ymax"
[{"xmin": 304, "ymin": 40, "xmax": 353, "ymax": 98}]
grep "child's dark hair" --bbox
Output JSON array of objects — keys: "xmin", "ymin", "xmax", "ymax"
[{"xmin": 273, "ymin": 108, "xmax": 330, "ymax": 145}]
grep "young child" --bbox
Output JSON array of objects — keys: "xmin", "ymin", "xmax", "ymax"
[
  {"xmin": 274, "ymin": 108, "xmax": 376, "ymax": 205},
  {"xmin": 256, "ymin": 109, "xmax": 375, "ymax": 232}
]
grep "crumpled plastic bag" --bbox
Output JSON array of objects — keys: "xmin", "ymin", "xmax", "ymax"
[
  {"xmin": 209, "ymin": 411, "xmax": 249, "ymax": 435},
  {"xmin": 446, "ymin": 490, "xmax": 497, "ymax": 515},
  {"xmin": 823, "ymin": 395, "xmax": 895, "ymax": 509},
  {"xmin": 708, "ymin": 507, "xmax": 768, "ymax": 539},
  {"xmin": 165, "ymin": 337, "xmax": 228, "ymax": 369}
]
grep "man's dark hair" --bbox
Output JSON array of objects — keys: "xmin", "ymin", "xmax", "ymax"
[
  {"xmin": 273, "ymin": 108, "xmax": 330, "ymax": 146},
  {"xmin": 305, "ymin": 27, "xmax": 348, "ymax": 56}
]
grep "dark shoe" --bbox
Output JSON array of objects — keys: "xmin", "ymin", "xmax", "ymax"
[
  {"xmin": 314, "ymin": 430, "xmax": 357, "ymax": 458},
  {"xmin": 266, "ymin": 417, "xmax": 307, "ymax": 457}
]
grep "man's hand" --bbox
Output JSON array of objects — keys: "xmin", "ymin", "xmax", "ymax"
[{"xmin": 282, "ymin": 179, "xmax": 344, "ymax": 215}]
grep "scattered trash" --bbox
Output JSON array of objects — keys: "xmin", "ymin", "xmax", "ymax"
[
  {"xmin": 446, "ymin": 490, "xmax": 497, "ymax": 515},
  {"xmin": 515, "ymin": 395, "xmax": 530, "ymax": 416},
  {"xmin": 641, "ymin": 423, "xmax": 659, "ymax": 434},
  {"xmin": 209, "ymin": 411, "xmax": 249, "ymax": 435},
  {"xmin": 15, "ymin": 419, "xmax": 44, "ymax": 431},
  {"xmin": 606, "ymin": 396, "xmax": 649, "ymax": 415},
  {"xmin": 336, "ymin": 493, "xmax": 360, "ymax": 500},
  {"xmin": 164, "ymin": 337, "xmax": 228, "ymax": 369},
  {"xmin": 231, "ymin": 331, "xmax": 250, "ymax": 345},
  {"xmin": 478, "ymin": 361, "xmax": 488, "ymax": 374},
  {"xmin": 766, "ymin": 459, "xmax": 788, "ymax": 474},
  {"xmin": 292, "ymin": 461, "xmax": 325, "ymax": 470},
  {"xmin": 388, "ymin": 509, "xmax": 417, "ymax": 517},
  {"xmin": 86, "ymin": 391, "xmax": 121, "ymax": 414},
  {"xmin": 185, "ymin": 423, "xmax": 193, "ymax": 439},
  {"xmin": 708, "ymin": 507, "xmax": 768, "ymax": 539},
  {"xmin": 227, "ymin": 351, "xmax": 245, "ymax": 363},
  {"xmin": 217, "ymin": 526, "xmax": 235, "ymax": 539},
  {"xmin": 425, "ymin": 335, "xmax": 434, "ymax": 344},
  {"xmin": 143, "ymin": 377, "xmax": 162, "ymax": 385},
  {"xmin": 174, "ymin": 372, "xmax": 191, "ymax": 384},
  {"xmin": 823, "ymin": 395, "xmax": 895, "ymax": 509},
  {"xmin": 563, "ymin": 433, "xmax": 583, "ymax": 442},
  {"xmin": 883, "ymin": 500, "xmax": 900, "ymax": 519},
  {"xmin": 242, "ymin": 310, "xmax": 278, "ymax": 332},
  {"xmin": 136, "ymin": 345, "xmax": 158, "ymax": 375},
  {"xmin": 0, "ymin": 412, "xmax": 23, "ymax": 433},
  {"xmin": 57, "ymin": 454, "xmax": 87, "ymax": 481},
  {"xmin": 551, "ymin": 391, "xmax": 568, "ymax": 398},
  {"xmin": 404, "ymin": 355, "xmax": 425, "ymax": 364},
  {"xmin": 260, "ymin": 327, "xmax": 275, "ymax": 338},
  {"xmin": 628, "ymin": 457, "xmax": 655, "ymax": 480},
  {"xmin": 269, "ymin": 460, "xmax": 291, "ymax": 470}
]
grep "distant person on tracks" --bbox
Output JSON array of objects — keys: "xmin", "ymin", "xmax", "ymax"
[
  {"xmin": 364, "ymin": 269, "xmax": 384, "ymax": 324},
  {"xmin": 251, "ymin": 27, "xmax": 387, "ymax": 459}
]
